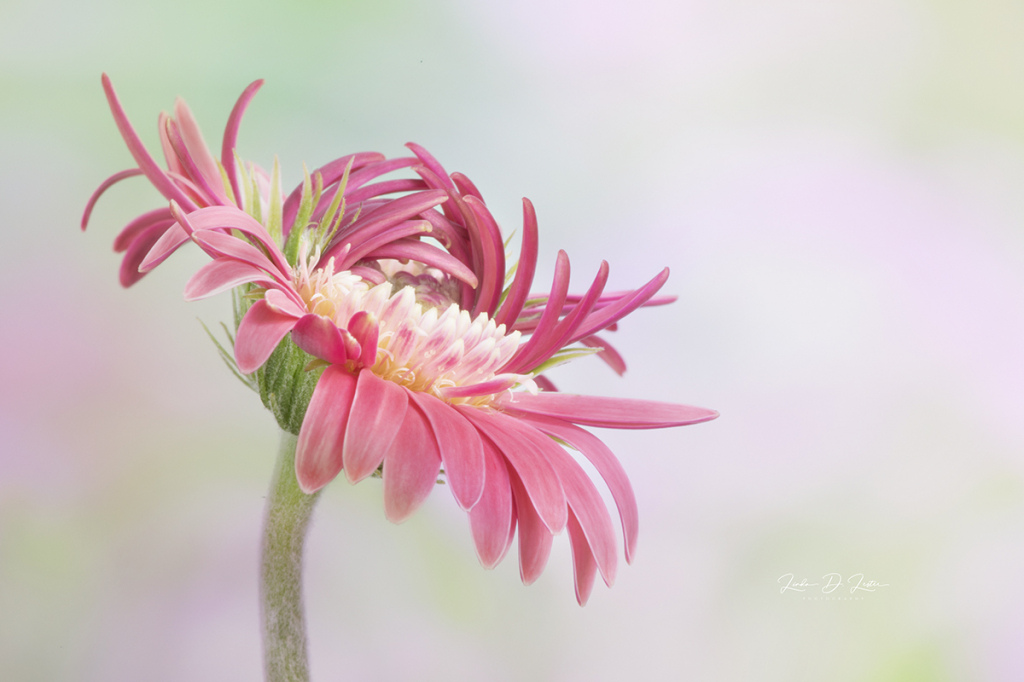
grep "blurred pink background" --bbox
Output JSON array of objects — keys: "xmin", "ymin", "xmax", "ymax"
[{"xmin": 2, "ymin": 0, "xmax": 1024, "ymax": 679}]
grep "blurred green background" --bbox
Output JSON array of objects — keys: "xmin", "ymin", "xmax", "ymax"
[{"xmin": 3, "ymin": 0, "xmax": 1024, "ymax": 680}]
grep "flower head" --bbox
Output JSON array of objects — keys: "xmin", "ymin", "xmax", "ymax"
[{"xmin": 85, "ymin": 76, "xmax": 717, "ymax": 605}]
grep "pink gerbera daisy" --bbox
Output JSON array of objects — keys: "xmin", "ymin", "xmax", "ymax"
[{"xmin": 84, "ymin": 75, "xmax": 717, "ymax": 606}]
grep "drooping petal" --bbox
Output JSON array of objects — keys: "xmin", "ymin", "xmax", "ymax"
[
  {"xmin": 507, "ymin": 465, "xmax": 554, "ymax": 585},
  {"xmin": 536, "ymin": 435, "xmax": 618, "ymax": 587},
  {"xmin": 464, "ymin": 196, "xmax": 505, "ymax": 318},
  {"xmin": 566, "ymin": 509, "xmax": 599, "ymax": 606},
  {"xmin": 498, "ymin": 392, "xmax": 719, "ymax": 429},
  {"xmin": 291, "ymin": 314, "xmax": 354, "ymax": 365},
  {"xmin": 458, "ymin": 407, "xmax": 567, "ymax": 534},
  {"xmin": 467, "ymin": 435, "xmax": 515, "ymax": 568},
  {"xmin": 234, "ymin": 300, "xmax": 299, "ymax": 374},
  {"xmin": 183, "ymin": 259, "xmax": 276, "ymax": 301},
  {"xmin": 81, "ymin": 168, "xmax": 143, "ymax": 231},
  {"xmin": 518, "ymin": 415, "xmax": 639, "ymax": 563},
  {"xmin": 382, "ymin": 399, "xmax": 443, "ymax": 523},
  {"xmin": 295, "ymin": 366, "xmax": 358, "ymax": 493},
  {"xmin": 342, "ymin": 370, "xmax": 409, "ymax": 483},
  {"xmin": 407, "ymin": 391, "xmax": 485, "ymax": 511}
]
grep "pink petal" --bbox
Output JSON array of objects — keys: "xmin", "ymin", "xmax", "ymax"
[
  {"xmin": 81, "ymin": 169, "xmax": 143, "ymax": 231},
  {"xmin": 464, "ymin": 196, "xmax": 505, "ymax": 318},
  {"xmin": 322, "ymin": 190, "xmax": 449, "ymax": 262},
  {"xmin": 119, "ymin": 223, "xmax": 169, "ymax": 287},
  {"xmin": 346, "ymin": 311, "xmax": 379, "ymax": 368},
  {"xmin": 139, "ymin": 222, "xmax": 189, "ymax": 272},
  {"xmin": 566, "ymin": 509, "xmax": 599, "ymax": 606},
  {"xmin": 342, "ymin": 371, "xmax": 409, "ymax": 483},
  {"xmin": 100, "ymin": 74, "xmax": 198, "ymax": 211},
  {"xmin": 450, "ymin": 172, "xmax": 484, "ymax": 202},
  {"xmin": 112, "ymin": 208, "xmax": 173, "ymax": 253},
  {"xmin": 183, "ymin": 259, "xmax": 275, "ymax": 301},
  {"xmin": 581, "ymin": 334, "xmax": 626, "ymax": 376},
  {"xmin": 191, "ymin": 231, "xmax": 288, "ymax": 287},
  {"xmin": 264, "ymin": 288, "xmax": 307, "ymax": 318},
  {"xmin": 382, "ymin": 398, "xmax": 442, "ymax": 523},
  {"xmin": 173, "ymin": 97, "xmax": 228, "ymax": 203},
  {"xmin": 404, "ymin": 143, "xmax": 456, "ymax": 191},
  {"xmin": 507, "ymin": 465, "xmax": 554, "ymax": 585},
  {"xmin": 569, "ymin": 268, "xmax": 671, "ymax": 343},
  {"xmin": 518, "ymin": 415, "xmax": 639, "ymax": 563},
  {"xmin": 291, "ymin": 314, "xmax": 353, "ymax": 365},
  {"xmin": 234, "ymin": 299, "xmax": 299, "ymax": 374},
  {"xmin": 501, "ymin": 250, "xmax": 570, "ymax": 374},
  {"xmin": 295, "ymin": 367, "xmax": 358, "ymax": 493},
  {"xmin": 457, "ymin": 408, "xmax": 567, "ymax": 534},
  {"xmin": 363, "ymin": 239, "xmax": 479, "ymax": 289},
  {"xmin": 467, "ymin": 434, "xmax": 515, "ymax": 568},
  {"xmin": 498, "ymin": 392, "xmax": 719, "ymax": 430},
  {"xmin": 537, "ymin": 435, "xmax": 618, "ymax": 587},
  {"xmin": 406, "ymin": 392, "xmax": 485, "ymax": 511},
  {"xmin": 182, "ymin": 206, "xmax": 290, "ymax": 277},
  {"xmin": 494, "ymin": 198, "xmax": 539, "ymax": 327},
  {"xmin": 221, "ymin": 79, "xmax": 265, "ymax": 207}
]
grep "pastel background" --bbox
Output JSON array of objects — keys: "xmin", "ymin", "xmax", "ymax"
[{"xmin": 2, "ymin": 0, "xmax": 1023, "ymax": 680}]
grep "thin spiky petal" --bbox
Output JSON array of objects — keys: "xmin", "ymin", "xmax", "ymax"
[
  {"xmin": 221, "ymin": 79, "xmax": 264, "ymax": 206},
  {"xmin": 81, "ymin": 169, "xmax": 143, "ymax": 231}
]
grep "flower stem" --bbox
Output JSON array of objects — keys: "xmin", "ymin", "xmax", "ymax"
[{"xmin": 261, "ymin": 431, "xmax": 320, "ymax": 682}]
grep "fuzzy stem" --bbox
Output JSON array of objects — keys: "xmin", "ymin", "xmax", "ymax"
[{"xmin": 261, "ymin": 431, "xmax": 321, "ymax": 682}]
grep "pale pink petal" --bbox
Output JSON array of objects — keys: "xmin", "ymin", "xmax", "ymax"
[
  {"xmin": 263, "ymin": 288, "xmax": 307, "ymax": 318},
  {"xmin": 466, "ymin": 432, "xmax": 514, "ymax": 568},
  {"xmin": 183, "ymin": 206, "xmax": 290, "ymax": 277},
  {"xmin": 507, "ymin": 465, "xmax": 554, "ymax": 585},
  {"xmin": 234, "ymin": 300, "xmax": 298, "ymax": 374},
  {"xmin": 566, "ymin": 509, "xmax": 599, "ymax": 606},
  {"xmin": 295, "ymin": 367, "xmax": 358, "ymax": 493},
  {"xmin": 407, "ymin": 392, "xmax": 485, "ymax": 511},
  {"xmin": 346, "ymin": 311, "xmax": 379, "ymax": 367},
  {"xmin": 437, "ymin": 375, "xmax": 518, "ymax": 399},
  {"xmin": 519, "ymin": 415, "xmax": 639, "ymax": 563},
  {"xmin": 498, "ymin": 392, "xmax": 719, "ymax": 429},
  {"xmin": 139, "ymin": 222, "xmax": 189, "ymax": 272},
  {"xmin": 342, "ymin": 371, "xmax": 409, "ymax": 483},
  {"xmin": 458, "ymin": 408, "xmax": 567, "ymax": 534},
  {"xmin": 81, "ymin": 168, "xmax": 143, "ymax": 231},
  {"xmin": 382, "ymin": 399, "xmax": 442, "ymax": 523},
  {"xmin": 183, "ymin": 259, "xmax": 275, "ymax": 301},
  {"xmin": 173, "ymin": 97, "xmax": 228, "ymax": 203},
  {"xmin": 192, "ymin": 231, "xmax": 287, "ymax": 286},
  {"xmin": 291, "ymin": 314, "xmax": 353, "ymax": 365}
]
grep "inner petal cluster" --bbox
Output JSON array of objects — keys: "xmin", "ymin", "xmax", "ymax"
[{"xmin": 295, "ymin": 254, "xmax": 524, "ymax": 405}]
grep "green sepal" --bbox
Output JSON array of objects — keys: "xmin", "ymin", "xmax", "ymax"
[
  {"xmin": 529, "ymin": 346, "xmax": 601, "ymax": 375},
  {"xmin": 255, "ymin": 335, "xmax": 325, "ymax": 435}
]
